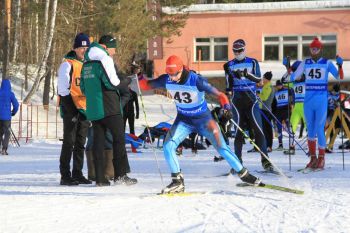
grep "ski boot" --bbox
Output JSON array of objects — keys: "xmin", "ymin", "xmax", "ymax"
[
  {"xmin": 161, "ymin": 172, "xmax": 185, "ymax": 194},
  {"xmin": 306, "ymin": 156, "xmax": 318, "ymax": 169},
  {"xmin": 238, "ymin": 168, "xmax": 261, "ymax": 186},
  {"xmin": 262, "ymin": 158, "xmax": 274, "ymax": 172},
  {"xmin": 114, "ymin": 174, "xmax": 138, "ymax": 185},
  {"xmin": 247, "ymin": 147, "xmax": 257, "ymax": 153},
  {"xmin": 316, "ymin": 148, "xmax": 325, "ymax": 169},
  {"xmin": 306, "ymin": 140, "xmax": 317, "ymax": 169},
  {"xmin": 275, "ymin": 144, "xmax": 284, "ymax": 151},
  {"xmin": 325, "ymin": 147, "xmax": 333, "ymax": 153},
  {"xmin": 176, "ymin": 146, "xmax": 183, "ymax": 156},
  {"xmin": 1, "ymin": 149, "xmax": 8, "ymax": 155},
  {"xmin": 283, "ymin": 146, "xmax": 295, "ymax": 155}
]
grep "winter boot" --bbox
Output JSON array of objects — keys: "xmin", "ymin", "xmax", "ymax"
[
  {"xmin": 86, "ymin": 150, "xmax": 96, "ymax": 181},
  {"xmin": 72, "ymin": 168, "xmax": 92, "ymax": 184},
  {"xmin": 238, "ymin": 168, "xmax": 261, "ymax": 186},
  {"xmin": 114, "ymin": 174, "xmax": 138, "ymax": 186},
  {"xmin": 60, "ymin": 176, "xmax": 79, "ymax": 186},
  {"xmin": 306, "ymin": 140, "xmax": 317, "ymax": 168},
  {"xmin": 316, "ymin": 148, "xmax": 325, "ymax": 169},
  {"xmin": 103, "ymin": 150, "xmax": 114, "ymax": 180},
  {"xmin": 1, "ymin": 148, "xmax": 8, "ymax": 155},
  {"xmin": 161, "ymin": 172, "xmax": 185, "ymax": 194}
]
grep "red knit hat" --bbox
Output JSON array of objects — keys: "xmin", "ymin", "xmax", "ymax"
[
  {"xmin": 310, "ymin": 37, "xmax": 322, "ymax": 49},
  {"xmin": 165, "ymin": 55, "xmax": 183, "ymax": 75}
]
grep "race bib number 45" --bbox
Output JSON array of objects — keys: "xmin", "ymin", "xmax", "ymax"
[{"xmin": 305, "ymin": 68, "xmax": 326, "ymax": 81}]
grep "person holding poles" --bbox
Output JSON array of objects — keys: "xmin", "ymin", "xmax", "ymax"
[
  {"xmin": 139, "ymin": 55, "xmax": 262, "ymax": 194},
  {"xmin": 290, "ymin": 37, "xmax": 343, "ymax": 169},
  {"xmin": 282, "ymin": 60, "xmax": 306, "ymax": 155},
  {"xmin": 223, "ymin": 39, "xmax": 273, "ymax": 171}
]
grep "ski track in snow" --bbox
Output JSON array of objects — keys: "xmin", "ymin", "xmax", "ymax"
[{"xmin": 1, "ymin": 95, "xmax": 350, "ymax": 233}]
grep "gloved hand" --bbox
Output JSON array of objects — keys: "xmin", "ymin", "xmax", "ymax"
[
  {"xmin": 135, "ymin": 114, "xmax": 139, "ymax": 119},
  {"xmin": 242, "ymin": 68, "xmax": 248, "ymax": 77},
  {"xmin": 282, "ymin": 57, "xmax": 289, "ymax": 67},
  {"xmin": 336, "ymin": 55, "xmax": 343, "ymax": 67},
  {"xmin": 225, "ymin": 90, "xmax": 233, "ymax": 97},
  {"xmin": 11, "ymin": 111, "xmax": 16, "ymax": 116},
  {"xmin": 281, "ymin": 73, "xmax": 288, "ymax": 84},
  {"xmin": 233, "ymin": 70, "xmax": 242, "ymax": 79},
  {"xmin": 222, "ymin": 104, "xmax": 233, "ymax": 120}
]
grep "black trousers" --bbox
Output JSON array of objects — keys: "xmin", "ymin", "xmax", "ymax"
[
  {"xmin": 232, "ymin": 97, "xmax": 268, "ymax": 164},
  {"xmin": 59, "ymin": 117, "xmax": 89, "ymax": 178},
  {"xmin": 92, "ymin": 114, "xmax": 130, "ymax": 183},
  {"xmin": 124, "ymin": 113, "xmax": 135, "ymax": 135},
  {"xmin": 0, "ymin": 120, "xmax": 11, "ymax": 150},
  {"xmin": 261, "ymin": 110, "xmax": 273, "ymax": 149}
]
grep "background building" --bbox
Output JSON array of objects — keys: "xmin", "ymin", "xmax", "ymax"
[{"xmin": 149, "ymin": 1, "xmax": 350, "ymax": 90}]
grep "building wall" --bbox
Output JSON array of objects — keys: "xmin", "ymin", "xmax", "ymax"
[{"xmin": 153, "ymin": 9, "xmax": 350, "ymax": 77}]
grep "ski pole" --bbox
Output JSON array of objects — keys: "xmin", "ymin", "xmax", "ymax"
[
  {"xmin": 229, "ymin": 118, "xmax": 290, "ymax": 180},
  {"xmin": 9, "ymin": 127, "xmax": 20, "ymax": 147},
  {"xmin": 336, "ymin": 55, "xmax": 345, "ymax": 170},
  {"xmin": 134, "ymin": 75, "xmax": 164, "ymax": 186},
  {"xmin": 243, "ymin": 82, "xmax": 308, "ymax": 156}
]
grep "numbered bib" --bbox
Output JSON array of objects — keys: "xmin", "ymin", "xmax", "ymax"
[
  {"xmin": 305, "ymin": 67, "xmax": 326, "ymax": 81},
  {"xmin": 168, "ymin": 90, "xmax": 198, "ymax": 105}
]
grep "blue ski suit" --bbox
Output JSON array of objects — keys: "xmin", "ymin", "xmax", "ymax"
[
  {"xmin": 291, "ymin": 57, "xmax": 340, "ymax": 149},
  {"xmin": 145, "ymin": 70, "xmax": 243, "ymax": 174}
]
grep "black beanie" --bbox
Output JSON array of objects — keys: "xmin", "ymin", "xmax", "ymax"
[
  {"xmin": 99, "ymin": 35, "xmax": 117, "ymax": 48},
  {"xmin": 263, "ymin": 71, "xmax": 272, "ymax": 80},
  {"xmin": 73, "ymin": 33, "xmax": 90, "ymax": 49}
]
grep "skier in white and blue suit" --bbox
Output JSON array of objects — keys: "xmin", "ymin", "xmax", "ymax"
[
  {"xmin": 290, "ymin": 37, "xmax": 343, "ymax": 169},
  {"xmin": 223, "ymin": 39, "xmax": 273, "ymax": 171},
  {"xmin": 139, "ymin": 55, "xmax": 261, "ymax": 194}
]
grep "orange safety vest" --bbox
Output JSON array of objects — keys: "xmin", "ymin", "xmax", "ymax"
[{"xmin": 65, "ymin": 58, "xmax": 86, "ymax": 111}]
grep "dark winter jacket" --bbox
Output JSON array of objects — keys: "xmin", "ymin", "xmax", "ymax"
[
  {"xmin": 0, "ymin": 79, "xmax": 19, "ymax": 120},
  {"xmin": 123, "ymin": 89, "xmax": 139, "ymax": 118}
]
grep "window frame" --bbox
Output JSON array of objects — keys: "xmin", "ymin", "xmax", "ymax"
[
  {"xmin": 194, "ymin": 37, "xmax": 228, "ymax": 62},
  {"xmin": 262, "ymin": 34, "xmax": 337, "ymax": 61}
]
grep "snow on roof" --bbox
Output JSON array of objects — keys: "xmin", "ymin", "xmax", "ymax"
[{"xmin": 163, "ymin": 1, "xmax": 350, "ymax": 14}]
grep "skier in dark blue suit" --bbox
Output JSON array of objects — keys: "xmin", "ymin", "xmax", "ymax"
[{"xmin": 223, "ymin": 39, "xmax": 273, "ymax": 171}]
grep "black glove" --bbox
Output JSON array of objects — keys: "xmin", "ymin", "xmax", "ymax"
[
  {"xmin": 233, "ymin": 70, "xmax": 242, "ymax": 79},
  {"xmin": 135, "ymin": 114, "xmax": 139, "ymax": 119},
  {"xmin": 242, "ymin": 68, "xmax": 248, "ymax": 77},
  {"xmin": 11, "ymin": 111, "xmax": 16, "ymax": 116},
  {"xmin": 222, "ymin": 109, "xmax": 233, "ymax": 120}
]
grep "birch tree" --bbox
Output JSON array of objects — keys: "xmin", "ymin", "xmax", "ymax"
[
  {"xmin": 12, "ymin": 0, "xmax": 21, "ymax": 62},
  {"xmin": 23, "ymin": 0, "xmax": 58, "ymax": 104},
  {"xmin": 2, "ymin": 0, "xmax": 11, "ymax": 79}
]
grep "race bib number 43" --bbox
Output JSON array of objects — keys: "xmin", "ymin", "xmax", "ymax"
[{"xmin": 169, "ymin": 90, "xmax": 198, "ymax": 104}]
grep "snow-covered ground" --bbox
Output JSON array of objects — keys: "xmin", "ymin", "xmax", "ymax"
[{"xmin": 1, "ymin": 95, "xmax": 350, "ymax": 233}]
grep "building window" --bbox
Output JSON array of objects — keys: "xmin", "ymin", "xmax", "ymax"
[
  {"xmin": 263, "ymin": 34, "xmax": 337, "ymax": 61},
  {"xmin": 195, "ymin": 37, "xmax": 228, "ymax": 62}
]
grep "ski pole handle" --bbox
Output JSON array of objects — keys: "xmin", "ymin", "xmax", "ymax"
[{"xmin": 336, "ymin": 55, "xmax": 344, "ymax": 80}]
